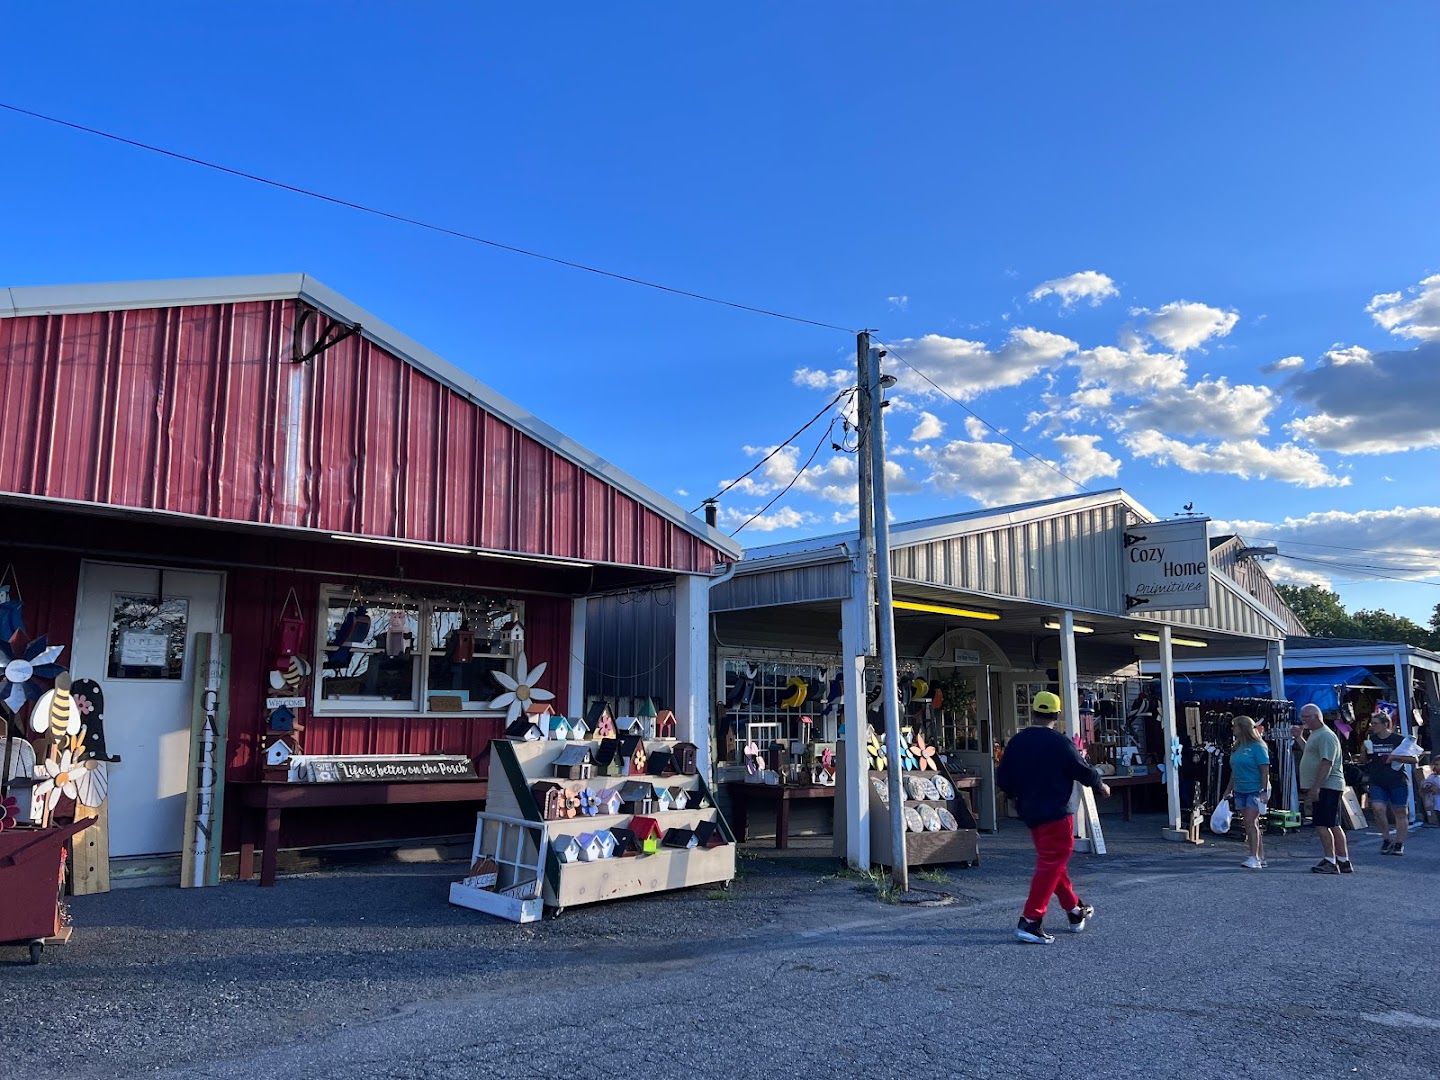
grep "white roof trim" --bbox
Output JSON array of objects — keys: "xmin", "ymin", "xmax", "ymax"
[{"xmin": 2, "ymin": 274, "xmax": 740, "ymax": 560}]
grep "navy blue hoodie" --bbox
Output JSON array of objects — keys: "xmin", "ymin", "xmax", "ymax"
[{"xmin": 995, "ymin": 724, "xmax": 1103, "ymax": 828}]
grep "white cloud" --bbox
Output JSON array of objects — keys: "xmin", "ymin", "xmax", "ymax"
[
  {"xmin": 915, "ymin": 435, "xmax": 1119, "ymax": 505},
  {"xmin": 718, "ymin": 506, "xmax": 817, "ymax": 533},
  {"xmin": 1265, "ymin": 562, "xmax": 1335, "ymax": 589},
  {"xmin": 963, "ymin": 416, "xmax": 990, "ymax": 440},
  {"xmin": 1367, "ymin": 273, "xmax": 1440, "ymax": 341},
  {"xmin": 910, "ymin": 412, "xmax": 944, "ymax": 442},
  {"xmin": 1138, "ymin": 301, "xmax": 1240, "ymax": 352},
  {"xmin": 1264, "ymin": 355, "xmax": 1306, "ymax": 373},
  {"xmin": 1285, "ymin": 340, "xmax": 1440, "ymax": 453},
  {"xmin": 1213, "ymin": 506, "xmax": 1440, "ymax": 584},
  {"xmin": 887, "ymin": 295, "xmax": 910, "ymax": 310},
  {"xmin": 1119, "ymin": 378, "xmax": 1278, "ymax": 439},
  {"xmin": 1123, "ymin": 430, "xmax": 1348, "ymax": 488},
  {"xmin": 1071, "ymin": 338, "xmax": 1188, "ymax": 394},
  {"xmin": 1322, "ymin": 344, "xmax": 1372, "ymax": 366},
  {"xmin": 1028, "ymin": 270, "xmax": 1119, "ymax": 308},
  {"xmin": 791, "ymin": 367, "xmax": 852, "ymax": 391},
  {"xmin": 884, "ymin": 327, "xmax": 1079, "ymax": 401},
  {"xmin": 675, "ymin": 488, "xmax": 688, "ymax": 497}
]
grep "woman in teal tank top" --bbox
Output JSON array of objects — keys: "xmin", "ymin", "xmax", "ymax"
[{"xmin": 1221, "ymin": 715, "xmax": 1272, "ymax": 869}]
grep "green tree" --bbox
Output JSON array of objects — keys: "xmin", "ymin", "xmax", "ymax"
[
  {"xmin": 1276, "ymin": 585, "xmax": 1358, "ymax": 637},
  {"xmin": 1351, "ymin": 608, "xmax": 1436, "ymax": 649}
]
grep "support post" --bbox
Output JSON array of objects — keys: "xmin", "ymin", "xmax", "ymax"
[
  {"xmin": 855, "ymin": 331, "xmax": 876, "ymax": 658},
  {"xmin": 674, "ymin": 575, "xmax": 712, "ymax": 780},
  {"xmin": 866, "ymin": 344, "xmax": 907, "ymax": 892},
  {"xmin": 1266, "ymin": 639, "xmax": 1285, "ymax": 703},
  {"xmin": 840, "ymin": 579, "xmax": 871, "ymax": 870},
  {"xmin": 1159, "ymin": 624, "xmax": 1187, "ymax": 840},
  {"xmin": 1394, "ymin": 653, "xmax": 1416, "ymax": 823},
  {"xmin": 568, "ymin": 597, "xmax": 587, "ymax": 720},
  {"xmin": 1059, "ymin": 611, "xmax": 1100, "ymax": 852}
]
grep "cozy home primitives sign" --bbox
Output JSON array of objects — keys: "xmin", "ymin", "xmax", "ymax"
[{"xmin": 1122, "ymin": 518, "xmax": 1210, "ymax": 612}]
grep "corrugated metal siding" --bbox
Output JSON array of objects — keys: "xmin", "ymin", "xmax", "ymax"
[
  {"xmin": 0, "ymin": 302, "xmax": 724, "ymax": 573},
  {"xmin": 711, "ymin": 560, "xmax": 852, "ymax": 612},
  {"xmin": 584, "ymin": 591, "xmax": 677, "ymax": 708},
  {"xmin": 890, "ymin": 503, "xmax": 1129, "ymax": 612},
  {"xmin": 1212, "ymin": 544, "xmax": 1308, "ymax": 635},
  {"xmin": 1136, "ymin": 575, "xmax": 1284, "ymax": 640}
]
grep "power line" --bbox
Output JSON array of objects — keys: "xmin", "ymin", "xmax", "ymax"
[
  {"xmin": 689, "ymin": 388, "xmax": 854, "ymax": 513},
  {"xmin": 1246, "ymin": 534, "xmax": 1440, "ymax": 560},
  {"xmin": 0, "ymin": 101, "xmax": 857, "ymax": 335},
  {"xmin": 729, "ymin": 417, "xmax": 839, "ymax": 537},
  {"xmin": 1275, "ymin": 551, "xmax": 1440, "ymax": 587},
  {"xmin": 884, "ymin": 347, "xmax": 1088, "ymax": 493}
]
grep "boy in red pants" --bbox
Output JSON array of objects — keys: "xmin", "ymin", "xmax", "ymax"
[{"xmin": 996, "ymin": 690, "xmax": 1111, "ymax": 944}]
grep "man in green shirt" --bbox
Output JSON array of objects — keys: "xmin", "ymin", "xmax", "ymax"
[{"xmin": 1293, "ymin": 703, "xmax": 1352, "ymax": 874}]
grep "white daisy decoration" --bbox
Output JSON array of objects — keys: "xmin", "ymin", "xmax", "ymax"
[
  {"xmin": 489, "ymin": 653, "xmax": 554, "ymax": 725},
  {"xmin": 32, "ymin": 749, "xmax": 80, "ymax": 812}
]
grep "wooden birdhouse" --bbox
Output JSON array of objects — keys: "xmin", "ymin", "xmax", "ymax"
[
  {"xmin": 609, "ymin": 827, "xmax": 638, "ymax": 857},
  {"xmin": 548, "ymin": 715, "xmax": 573, "ymax": 741},
  {"xmin": 616, "ymin": 716, "xmax": 642, "ymax": 737},
  {"xmin": 636, "ymin": 698, "xmax": 659, "ymax": 739},
  {"xmin": 690, "ymin": 787, "xmax": 712, "ymax": 810},
  {"xmin": 646, "ymin": 750, "xmax": 676, "ymax": 778},
  {"xmin": 630, "ymin": 816, "xmax": 663, "ymax": 854},
  {"xmin": 661, "ymin": 827, "xmax": 697, "ymax": 850},
  {"xmin": 531, "ymin": 781, "xmax": 567, "ymax": 821},
  {"xmin": 656, "ymin": 710, "xmax": 677, "ymax": 739},
  {"xmin": 446, "ymin": 627, "xmax": 475, "ymax": 664},
  {"xmin": 594, "ymin": 830, "xmax": 617, "ymax": 859},
  {"xmin": 569, "ymin": 715, "xmax": 591, "ymax": 741},
  {"xmin": 652, "ymin": 786, "xmax": 674, "ymax": 813},
  {"xmin": 767, "ymin": 743, "xmax": 790, "ymax": 774},
  {"xmin": 593, "ymin": 738, "xmax": 623, "ymax": 777},
  {"xmin": 668, "ymin": 785, "xmax": 690, "ymax": 811},
  {"xmin": 552, "ymin": 834, "xmax": 582, "ymax": 863},
  {"xmin": 618, "ymin": 780, "xmax": 655, "ymax": 815},
  {"xmin": 551, "ymin": 744, "xmax": 594, "ymax": 780},
  {"xmin": 577, "ymin": 832, "xmax": 606, "ymax": 862},
  {"xmin": 587, "ymin": 701, "xmax": 616, "ymax": 739},
  {"xmin": 527, "ymin": 702, "xmax": 557, "ymax": 720},
  {"xmin": 463, "ymin": 857, "xmax": 499, "ymax": 889},
  {"xmin": 672, "ymin": 742, "xmax": 699, "ymax": 775},
  {"xmin": 507, "ymin": 716, "xmax": 543, "ymax": 742},
  {"xmin": 620, "ymin": 734, "xmax": 647, "ymax": 775},
  {"xmin": 596, "ymin": 787, "xmax": 623, "ymax": 815},
  {"xmin": 694, "ymin": 821, "xmax": 728, "ymax": 849}
]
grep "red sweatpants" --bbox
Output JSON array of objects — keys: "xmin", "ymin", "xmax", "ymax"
[{"xmin": 1024, "ymin": 816, "xmax": 1080, "ymax": 921}]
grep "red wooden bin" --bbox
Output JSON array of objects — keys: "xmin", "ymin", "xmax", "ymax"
[{"xmin": 0, "ymin": 819, "xmax": 91, "ymax": 964}]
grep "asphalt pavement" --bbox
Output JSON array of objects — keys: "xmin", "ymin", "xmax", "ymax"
[{"xmin": 2, "ymin": 816, "xmax": 1435, "ymax": 1079}]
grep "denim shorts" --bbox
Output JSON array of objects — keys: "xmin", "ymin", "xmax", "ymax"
[
  {"xmin": 1234, "ymin": 790, "xmax": 1265, "ymax": 810},
  {"xmin": 1369, "ymin": 780, "xmax": 1409, "ymax": 807}
]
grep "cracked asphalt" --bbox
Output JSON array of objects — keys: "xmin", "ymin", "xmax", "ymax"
[{"xmin": 2, "ymin": 816, "xmax": 1435, "ymax": 1079}]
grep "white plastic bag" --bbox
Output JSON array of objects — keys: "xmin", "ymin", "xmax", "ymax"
[{"xmin": 1210, "ymin": 800, "xmax": 1233, "ymax": 834}]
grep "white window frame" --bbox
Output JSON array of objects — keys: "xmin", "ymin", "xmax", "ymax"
[{"xmin": 312, "ymin": 585, "xmax": 525, "ymax": 718}]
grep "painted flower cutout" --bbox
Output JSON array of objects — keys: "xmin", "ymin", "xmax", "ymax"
[
  {"xmin": 866, "ymin": 728, "xmax": 887, "ymax": 772},
  {"xmin": 0, "ymin": 635, "xmax": 66, "ymax": 713},
  {"xmin": 0, "ymin": 794, "xmax": 19, "ymax": 830},
  {"xmin": 33, "ymin": 749, "xmax": 80, "ymax": 811},
  {"xmin": 743, "ymin": 740, "xmax": 764, "ymax": 775},
  {"xmin": 911, "ymin": 732, "xmax": 938, "ymax": 772},
  {"xmin": 74, "ymin": 693, "xmax": 94, "ymax": 715},
  {"xmin": 488, "ymin": 653, "xmax": 553, "ymax": 726}
]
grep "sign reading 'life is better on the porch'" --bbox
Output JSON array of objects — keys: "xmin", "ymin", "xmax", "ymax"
[
  {"xmin": 1122, "ymin": 518, "xmax": 1211, "ymax": 613},
  {"xmin": 330, "ymin": 757, "xmax": 477, "ymax": 782}
]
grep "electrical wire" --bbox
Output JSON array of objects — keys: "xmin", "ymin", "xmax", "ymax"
[
  {"xmin": 1275, "ymin": 551, "xmax": 1440, "ymax": 587},
  {"xmin": 0, "ymin": 101, "xmax": 857, "ymax": 335},
  {"xmin": 729, "ymin": 417, "xmax": 840, "ymax": 537},
  {"xmin": 1244, "ymin": 534, "xmax": 1440, "ymax": 560},
  {"xmin": 689, "ymin": 388, "xmax": 854, "ymax": 513},
  {"xmin": 883, "ymin": 346, "xmax": 1088, "ymax": 492}
]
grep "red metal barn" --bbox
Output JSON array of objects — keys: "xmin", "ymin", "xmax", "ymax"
[{"xmin": 0, "ymin": 274, "xmax": 736, "ymax": 879}]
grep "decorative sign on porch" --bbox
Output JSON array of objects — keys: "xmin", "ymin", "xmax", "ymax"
[
  {"xmin": 1122, "ymin": 518, "xmax": 1211, "ymax": 613},
  {"xmin": 181, "ymin": 633, "xmax": 231, "ymax": 889},
  {"xmin": 296, "ymin": 755, "xmax": 478, "ymax": 782}
]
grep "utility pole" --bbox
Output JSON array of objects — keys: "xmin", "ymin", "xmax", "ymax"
[
  {"xmin": 864, "ymin": 343, "xmax": 907, "ymax": 892},
  {"xmin": 855, "ymin": 333, "xmax": 876, "ymax": 658}
]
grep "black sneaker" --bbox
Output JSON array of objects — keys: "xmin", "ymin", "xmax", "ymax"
[
  {"xmin": 1311, "ymin": 860, "xmax": 1340, "ymax": 875},
  {"xmin": 1338, "ymin": 859, "xmax": 1355, "ymax": 874},
  {"xmin": 1016, "ymin": 917, "xmax": 1055, "ymax": 945},
  {"xmin": 1066, "ymin": 903, "xmax": 1094, "ymax": 933},
  {"xmin": 1389, "ymin": 843, "xmax": 1404, "ymax": 857},
  {"xmin": 1380, "ymin": 837, "xmax": 1394, "ymax": 855}
]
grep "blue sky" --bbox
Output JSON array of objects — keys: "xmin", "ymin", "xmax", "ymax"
[{"xmin": 3, "ymin": 4, "xmax": 1440, "ymax": 623}]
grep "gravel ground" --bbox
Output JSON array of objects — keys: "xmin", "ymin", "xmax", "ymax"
[{"xmin": 2, "ymin": 816, "xmax": 1435, "ymax": 1079}]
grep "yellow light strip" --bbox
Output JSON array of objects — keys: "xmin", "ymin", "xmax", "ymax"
[
  {"xmin": 1042, "ymin": 619, "xmax": 1094, "ymax": 634},
  {"xmin": 1133, "ymin": 632, "xmax": 1208, "ymax": 648},
  {"xmin": 893, "ymin": 599, "xmax": 1001, "ymax": 620}
]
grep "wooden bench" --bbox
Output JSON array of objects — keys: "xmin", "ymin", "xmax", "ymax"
[
  {"xmin": 723, "ymin": 782, "xmax": 834, "ymax": 850},
  {"xmin": 232, "ymin": 779, "xmax": 488, "ymax": 886}
]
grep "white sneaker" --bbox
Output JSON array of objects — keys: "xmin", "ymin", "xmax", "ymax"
[{"xmin": 1242, "ymin": 856, "xmax": 1263, "ymax": 869}]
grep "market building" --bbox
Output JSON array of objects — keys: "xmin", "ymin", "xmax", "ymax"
[
  {"xmin": 586, "ymin": 489, "xmax": 1304, "ymax": 867},
  {"xmin": 0, "ymin": 273, "xmax": 738, "ymax": 888}
]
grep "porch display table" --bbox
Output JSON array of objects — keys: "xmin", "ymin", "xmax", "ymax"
[
  {"xmin": 233, "ymin": 779, "xmax": 488, "ymax": 886},
  {"xmin": 724, "ymin": 782, "xmax": 834, "ymax": 849},
  {"xmin": 1102, "ymin": 773, "xmax": 1161, "ymax": 821}
]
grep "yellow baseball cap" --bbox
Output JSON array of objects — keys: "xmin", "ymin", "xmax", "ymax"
[{"xmin": 1032, "ymin": 691, "xmax": 1062, "ymax": 714}]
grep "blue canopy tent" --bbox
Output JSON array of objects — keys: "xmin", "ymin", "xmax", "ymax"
[{"xmin": 1171, "ymin": 666, "xmax": 1385, "ymax": 714}]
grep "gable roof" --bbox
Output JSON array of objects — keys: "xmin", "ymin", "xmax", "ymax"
[{"xmin": 0, "ymin": 274, "xmax": 740, "ymax": 566}]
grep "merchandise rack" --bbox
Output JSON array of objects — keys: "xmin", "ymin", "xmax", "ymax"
[
  {"xmin": 486, "ymin": 738, "xmax": 736, "ymax": 912},
  {"xmin": 866, "ymin": 767, "xmax": 980, "ymax": 869}
]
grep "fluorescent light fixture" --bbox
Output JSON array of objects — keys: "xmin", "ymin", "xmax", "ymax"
[
  {"xmin": 1133, "ymin": 632, "xmax": 1208, "ymax": 648},
  {"xmin": 331, "ymin": 533, "xmax": 465, "ymax": 555},
  {"xmin": 893, "ymin": 599, "xmax": 1001, "ymax": 621},
  {"xmin": 1043, "ymin": 619, "xmax": 1094, "ymax": 634}
]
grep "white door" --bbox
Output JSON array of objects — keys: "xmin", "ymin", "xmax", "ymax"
[{"xmin": 72, "ymin": 563, "xmax": 225, "ymax": 857}]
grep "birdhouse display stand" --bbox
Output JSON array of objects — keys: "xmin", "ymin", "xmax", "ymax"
[{"xmin": 481, "ymin": 734, "xmax": 735, "ymax": 914}]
